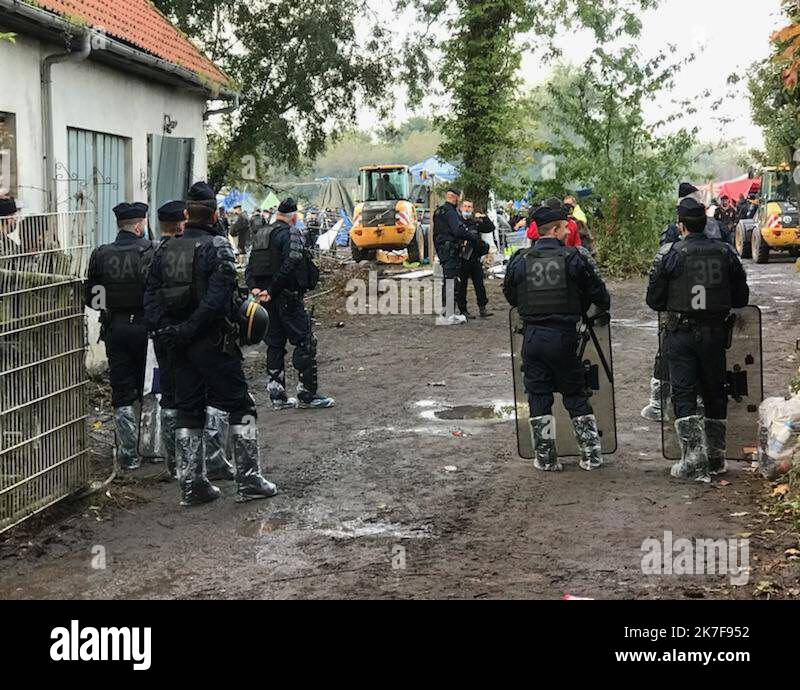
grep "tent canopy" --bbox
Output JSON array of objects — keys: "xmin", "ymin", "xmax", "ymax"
[
  {"xmin": 219, "ymin": 188, "xmax": 281, "ymax": 213},
  {"xmin": 701, "ymin": 175, "xmax": 761, "ymax": 202},
  {"xmin": 410, "ymin": 156, "xmax": 457, "ymax": 182},
  {"xmin": 318, "ymin": 178, "xmax": 355, "ymax": 217}
]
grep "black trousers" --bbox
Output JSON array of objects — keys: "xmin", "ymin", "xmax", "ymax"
[
  {"xmin": 265, "ymin": 293, "xmax": 318, "ymax": 400},
  {"xmin": 153, "ymin": 337, "xmax": 176, "ymax": 409},
  {"xmin": 664, "ymin": 324, "xmax": 728, "ymax": 419},
  {"xmin": 522, "ymin": 325, "xmax": 592, "ymax": 418},
  {"xmin": 438, "ymin": 253, "xmax": 462, "ymax": 315},
  {"xmin": 174, "ymin": 332, "xmax": 254, "ymax": 429},
  {"xmin": 457, "ymin": 259, "xmax": 487, "ymax": 312},
  {"xmin": 105, "ymin": 314, "xmax": 148, "ymax": 408}
]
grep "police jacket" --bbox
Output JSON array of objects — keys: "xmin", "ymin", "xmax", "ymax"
[
  {"xmin": 85, "ymin": 230, "xmax": 153, "ymax": 315},
  {"xmin": 461, "ymin": 215, "xmax": 493, "ymax": 263},
  {"xmin": 245, "ymin": 220, "xmax": 314, "ymax": 297},
  {"xmin": 433, "ymin": 202, "xmax": 472, "ymax": 257},
  {"xmin": 143, "ymin": 223, "xmax": 238, "ymax": 337},
  {"xmin": 646, "ymin": 232, "xmax": 749, "ymax": 318},
  {"xmin": 660, "ymin": 218, "xmax": 733, "ymax": 247},
  {"xmin": 503, "ymin": 237, "xmax": 610, "ymax": 331}
]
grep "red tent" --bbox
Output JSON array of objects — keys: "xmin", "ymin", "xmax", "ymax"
[{"xmin": 702, "ymin": 175, "xmax": 761, "ymax": 201}]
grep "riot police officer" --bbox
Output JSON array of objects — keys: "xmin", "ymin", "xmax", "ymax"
[
  {"xmin": 85, "ymin": 202, "xmax": 153, "ymax": 470},
  {"xmin": 144, "ymin": 182, "xmax": 277, "ymax": 506},
  {"xmin": 641, "ymin": 185, "xmax": 736, "ymax": 421},
  {"xmin": 646, "ymin": 197, "xmax": 750, "ymax": 483},
  {"xmin": 246, "ymin": 197, "xmax": 334, "ymax": 410},
  {"xmin": 457, "ymin": 199, "xmax": 493, "ymax": 319},
  {"xmin": 147, "ymin": 200, "xmax": 186, "ymax": 478},
  {"xmin": 503, "ymin": 205, "xmax": 611, "ymax": 472},
  {"xmin": 433, "ymin": 187, "xmax": 474, "ymax": 324}
]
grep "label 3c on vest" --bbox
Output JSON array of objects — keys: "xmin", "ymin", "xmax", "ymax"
[{"xmin": 50, "ymin": 620, "xmax": 152, "ymax": 670}]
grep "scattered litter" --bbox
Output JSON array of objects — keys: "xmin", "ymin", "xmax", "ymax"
[
  {"xmin": 428, "ymin": 380, "xmax": 446, "ymax": 387},
  {"xmin": 562, "ymin": 593, "xmax": 594, "ymax": 600},
  {"xmin": 772, "ymin": 484, "xmax": 791, "ymax": 497},
  {"xmin": 757, "ymin": 395, "xmax": 800, "ymax": 479},
  {"xmin": 336, "ymin": 322, "xmax": 345, "ymax": 328},
  {"xmin": 719, "ymin": 480, "xmax": 731, "ymax": 486},
  {"xmin": 444, "ymin": 465, "xmax": 458, "ymax": 472},
  {"xmin": 730, "ymin": 512, "xmax": 749, "ymax": 518}
]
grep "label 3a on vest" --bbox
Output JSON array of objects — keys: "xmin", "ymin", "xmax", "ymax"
[{"xmin": 50, "ymin": 620, "xmax": 151, "ymax": 670}]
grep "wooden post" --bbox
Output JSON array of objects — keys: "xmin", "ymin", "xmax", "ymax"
[{"xmin": 428, "ymin": 183, "xmax": 438, "ymax": 265}]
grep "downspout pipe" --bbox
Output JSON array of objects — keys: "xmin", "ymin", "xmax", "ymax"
[
  {"xmin": 204, "ymin": 92, "xmax": 240, "ymax": 121},
  {"xmin": 41, "ymin": 29, "xmax": 92, "ymax": 212}
]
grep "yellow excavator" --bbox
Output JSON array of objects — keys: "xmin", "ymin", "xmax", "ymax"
[
  {"xmin": 736, "ymin": 166, "xmax": 800, "ymax": 263},
  {"xmin": 349, "ymin": 165, "xmax": 420, "ymax": 262}
]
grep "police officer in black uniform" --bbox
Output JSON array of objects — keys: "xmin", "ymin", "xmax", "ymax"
[
  {"xmin": 144, "ymin": 182, "xmax": 277, "ymax": 506},
  {"xmin": 433, "ymin": 187, "xmax": 474, "ymax": 323},
  {"xmin": 503, "ymin": 205, "xmax": 611, "ymax": 472},
  {"xmin": 457, "ymin": 198, "xmax": 494, "ymax": 319},
  {"xmin": 246, "ymin": 197, "xmax": 334, "ymax": 410},
  {"xmin": 85, "ymin": 202, "xmax": 153, "ymax": 470},
  {"xmin": 646, "ymin": 197, "xmax": 750, "ymax": 483},
  {"xmin": 642, "ymin": 184, "xmax": 736, "ymax": 421},
  {"xmin": 147, "ymin": 200, "xmax": 186, "ymax": 478}
]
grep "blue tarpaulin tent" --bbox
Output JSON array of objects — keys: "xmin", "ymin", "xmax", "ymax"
[{"xmin": 409, "ymin": 156, "xmax": 457, "ymax": 182}]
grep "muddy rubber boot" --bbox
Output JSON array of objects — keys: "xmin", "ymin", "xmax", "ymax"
[
  {"xmin": 161, "ymin": 407, "xmax": 179, "ymax": 479},
  {"xmin": 705, "ymin": 418, "xmax": 728, "ymax": 476},
  {"xmin": 204, "ymin": 406, "xmax": 235, "ymax": 481},
  {"xmin": 530, "ymin": 415, "xmax": 562, "ymax": 472},
  {"xmin": 671, "ymin": 415, "xmax": 711, "ymax": 484},
  {"xmin": 571, "ymin": 414, "xmax": 603, "ymax": 471},
  {"xmin": 640, "ymin": 378, "xmax": 665, "ymax": 422},
  {"xmin": 114, "ymin": 405, "xmax": 140, "ymax": 470},
  {"xmin": 230, "ymin": 423, "xmax": 278, "ymax": 501},
  {"xmin": 176, "ymin": 428, "xmax": 220, "ymax": 507},
  {"xmin": 267, "ymin": 368, "xmax": 297, "ymax": 410}
]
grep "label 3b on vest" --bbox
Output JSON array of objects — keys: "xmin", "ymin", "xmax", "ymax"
[{"xmin": 50, "ymin": 620, "xmax": 152, "ymax": 670}]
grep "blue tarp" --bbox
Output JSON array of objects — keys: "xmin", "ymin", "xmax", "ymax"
[
  {"xmin": 409, "ymin": 156, "xmax": 457, "ymax": 182},
  {"xmin": 335, "ymin": 209, "xmax": 352, "ymax": 246},
  {"xmin": 219, "ymin": 188, "xmax": 258, "ymax": 213}
]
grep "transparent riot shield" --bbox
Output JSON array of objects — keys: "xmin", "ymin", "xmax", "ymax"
[
  {"xmin": 138, "ymin": 338, "xmax": 164, "ymax": 460},
  {"xmin": 660, "ymin": 306, "xmax": 763, "ymax": 460},
  {"xmin": 510, "ymin": 308, "xmax": 618, "ymax": 459}
]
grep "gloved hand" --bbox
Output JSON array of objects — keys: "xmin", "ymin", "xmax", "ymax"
[{"xmin": 154, "ymin": 322, "xmax": 193, "ymax": 349}]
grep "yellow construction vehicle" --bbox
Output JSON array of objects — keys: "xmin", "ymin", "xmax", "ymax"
[
  {"xmin": 350, "ymin": 165, "xmax": 420, "ymax": 262},
  {"xmin": 736, "ymin": 166, "xmax": 800, "ymax": 263}
]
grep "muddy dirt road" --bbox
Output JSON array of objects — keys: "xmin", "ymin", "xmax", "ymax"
[{"xmin": 1, "ymin": 259, "xmax": 798, "ymax": 599}]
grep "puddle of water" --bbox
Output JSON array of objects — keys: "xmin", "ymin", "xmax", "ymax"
[
  {"xmin": 419, "ymin": 400, "xmax": 515, "ymax": 423},
  {"xmin": 612, "ymin": 318, "xmax": 658, "ymax": 330},
  {"xmin": 316, "ymin": 518, "xmax": 431, "ymax": 540},
  {"xmin": 238, "ymin": 515, "xmax": 292, "ymax": 538}
]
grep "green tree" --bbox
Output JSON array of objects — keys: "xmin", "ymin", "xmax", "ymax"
[
  {"xmin": 152, "ymin": 0, "xmax": 396, "ymax": 190},
  {"xmin": 406, "ymin": 0, "xmax": 659, "ymax": 207},
  {"xmin": 533, "ymin": 44, "xmax": 697, "ymax": 275}
]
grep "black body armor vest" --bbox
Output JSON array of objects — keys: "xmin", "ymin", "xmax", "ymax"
[
  {"xmin": 157, "ymin": 236, "xmax": 205, "ymax": 318},
  {"xmin": 97, "ymin": 243, "xmax": 150, "ymax": 312},
  {"xmin": 666, "ymin": 242, "xmax": 732, "ymax": 314},
  {"xmin": 248, "ymin": 223, "xmax": 283, "ymax": 281},
  {"xmin": 517, "ymin": 246, "xmax": 583, "ymax": 317}
]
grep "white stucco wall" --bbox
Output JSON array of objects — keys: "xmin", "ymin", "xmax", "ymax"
[
  {"xmin": 0, "ymin": 32, "xmax": 208, "ymax": 213},
  {"xmin": 1, "ymin": 31, "xmax": 215, "ymax": 374}
]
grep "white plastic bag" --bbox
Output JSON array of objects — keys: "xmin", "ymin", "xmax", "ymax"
[{"xmin": 757, "ymin": 395, "xmax": 800, "ymax": 479}]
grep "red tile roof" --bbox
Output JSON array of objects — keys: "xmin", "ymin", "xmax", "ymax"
[{"xmin": 26, "ymin": 0, "xmax": 231, "ymax": 89}]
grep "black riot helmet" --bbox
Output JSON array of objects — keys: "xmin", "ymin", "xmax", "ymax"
[{"xmin": 238, "ymin": 298, "xmax": 269, "ymax": 345}]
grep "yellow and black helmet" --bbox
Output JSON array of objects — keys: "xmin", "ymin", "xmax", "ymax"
[{"xmin": 238, "ymin": 297, "xmax": 269, "ymax": 345}]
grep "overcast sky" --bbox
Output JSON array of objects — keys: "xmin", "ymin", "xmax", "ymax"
[{"xmin": 359, "ymin": 0, "xmax": 784, "ymax": 148}]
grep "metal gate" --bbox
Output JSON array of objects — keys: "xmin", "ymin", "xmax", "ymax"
[
  {"xmin": 148, "ymin": 134, "xmax": 194, "ymax": 235},
  {"xmin": 66, "ymin": 128, "xmax": 129, "ymax": 247},
  {"xmin": 1, "ymin": 210, "xmax": 91, "ymax": 533}
]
